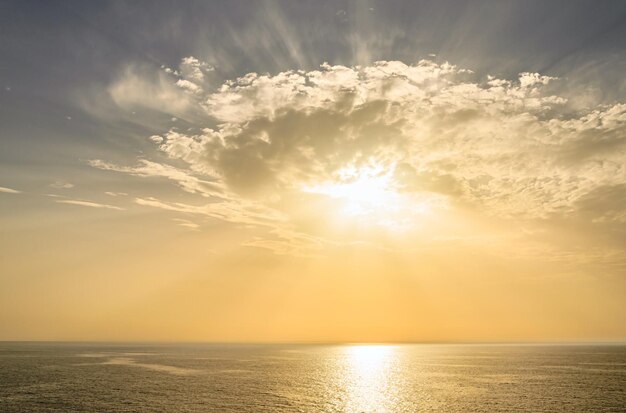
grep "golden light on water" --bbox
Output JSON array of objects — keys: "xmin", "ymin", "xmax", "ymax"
[{"xmin": 340, "ymin": 345, "xmax": 399, "ymax": 412}]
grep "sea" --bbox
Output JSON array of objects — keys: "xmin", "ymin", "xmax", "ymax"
[{"xmin": 0, "ymin": 342, "xmax": 624, "ymax": 412}]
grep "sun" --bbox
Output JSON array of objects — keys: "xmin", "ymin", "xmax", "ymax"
[
  {"xmin": 303, "ymin": 165, "xmax": 400, "ymax": 216},
  {"xmin": 345, "ymin": 344, "xmax": 395, "ymax": 369},
  {"xmin": 302, "ymin": 164, "xmax": 441, "ymax": 229}
]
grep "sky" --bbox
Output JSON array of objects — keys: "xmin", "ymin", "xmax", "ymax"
[{"xmin": 0, "ymin": 0, "xmax": 625, "ymax": 342}]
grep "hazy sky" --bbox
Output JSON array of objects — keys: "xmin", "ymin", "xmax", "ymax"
[{"xmin": 1, "ymin": 0, "xmax": 625, "ymax": 342}]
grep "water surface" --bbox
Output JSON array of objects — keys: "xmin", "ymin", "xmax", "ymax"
[{"xmin": 1, "ymin": 343, "xmax": 624, "ymax": 412}]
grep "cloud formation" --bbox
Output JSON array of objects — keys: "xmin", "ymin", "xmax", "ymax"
[
  {"xmin": 164, "ymin": 60, "xmax": 624, "ymax": 216},
  {"xmin": 92, "ymin": 58, "xmax": 626, "ymax": 255}
]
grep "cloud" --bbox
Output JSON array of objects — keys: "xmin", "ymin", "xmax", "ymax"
[
  {"xmin": 573, "ymin": 184, "xmax": 626, "ymax": 223},
  {"xmin": 89, "ymin": 159, "xmax": 225, "ymax": 198},
  {"xmin": 134, "ymin": 196, "xmax": 326, "ymax": 256},
  {"xmin": 176, "ymin": 79, "xmax": 202, "ymax": 94},
  {"xmin": 172, "ymin": 218, "xmax": 200, "ymax": 230},
  {"xmin": 153, "ymin": 60, "xmax": 623, "ymax": 220},
  {"xmin": 518, "ymin": 72, "xmax": 557, "ymax": 88},
  {"xmin": 50, "ymin": 181, "xmax": 74, "ymax": 189},
  {"xmin": 0, "ymin": 186, "xmax": 20, "ymax": 194},
  {"xmin": 179, "ymin": 56, "xmax": 213, "ymax": 83},
  {"xmin": 133, "ymin": 197, "xmax": 284, "ymax": 227},
  {"xmin": 90, "ymin": 58, "xmax": 626, "ymax": 257},
  {"xmin": 56, "ymin": 200, "xmax": 124, "ymax": 210},
  {"xmin": 108, "ymin": 64, "xmax": 193, "ymax": 115}
]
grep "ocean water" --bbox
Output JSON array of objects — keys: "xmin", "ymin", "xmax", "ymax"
[{"xmin": 0, "ymin": 343, "xmax": 624, "ymax": 412}]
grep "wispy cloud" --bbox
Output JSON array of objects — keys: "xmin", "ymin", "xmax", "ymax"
[
  {"xmin": 49, "ymin": 181, "xmax": 74, "ymax": 189},
  {"xmin": 134, "ymin": 196, "xmax": 326, "ymax": 256},
  {"xmin": 0, "ymin": 186, "xmax": 21, "ymax": 194},
  {"xmin": 56, "ymin": 199, "xmax": 124, "ymax": 210},
  {"xmin": 172, "ymin": 218, "xmax": 200, "ymax": 230},
  {"xmin": 90, "ymin": 159, "xmax": 225, "ymax": 198},
  {"xmin": 133, "ymin": 197, "xmax": 284, "ymax": 227}
]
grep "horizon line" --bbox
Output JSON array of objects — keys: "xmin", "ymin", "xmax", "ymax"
[{"xmin": 1, "ymin": 339, "xmax": 625, "ymax": 346}]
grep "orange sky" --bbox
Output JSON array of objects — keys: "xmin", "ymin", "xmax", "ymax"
[{"xmin": 1, "ymin": 1, "xmax": 625, "ymax": 342}]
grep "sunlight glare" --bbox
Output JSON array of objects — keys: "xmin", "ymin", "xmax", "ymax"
[
  {"xmin": 340, "ymin": 345, "xmax": 399, "ymax": 412},
  {"xmin": 302, "ymin": 164, "xmax": 440, "ymax": 229},
  {"xmin": 303, "ymin": 165, "xmax": 400, "ymax": 216}
]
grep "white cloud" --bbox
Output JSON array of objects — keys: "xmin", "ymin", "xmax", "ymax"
[
  {"xmin": 179, "ymin": 56, "xmax": 213, "ymax": 83},
  {"xmin": 0, "ymin": 186, "xmax": 20, "ymax": 194},
  {"xmin": 56, "ymin": 200, "xmax": 124, "ymax": 210},
  {"xmin": 518, "ymin": 72, "xmax": 557, "ymax": 88},
  {"xmin": 143, "ymin": 60, "xmax": 623, "ymax": 221},
  {"xmin": 91, "ymin": 58, "xmax": 626, "ymax": 256},
  {"xmin": 108, "ymin": 64, "xmax": 194, "ymax": 116},
  {"xmin": 170, "ymin": 56, "xmax": 214, "ymax": 96},
  {"xmin": 176, "ymin": 79, "xmax": 202, "ymax": 94}
]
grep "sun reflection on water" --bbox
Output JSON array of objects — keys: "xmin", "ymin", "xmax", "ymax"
[{"xmin": 340, "ymin": 345, "xmax": 399, "ymax": 412}]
